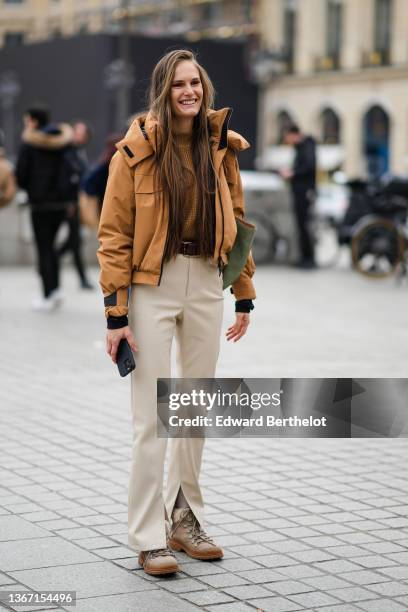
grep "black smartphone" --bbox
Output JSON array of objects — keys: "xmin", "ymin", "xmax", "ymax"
[{"xmin": 116, "ymin": 339, "xmax": 136, "ymax": 377}]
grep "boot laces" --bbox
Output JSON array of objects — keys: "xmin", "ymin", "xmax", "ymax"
[
  {"xmin": 182, "ymin": 509, "xmax": 215, "ymax": 546},
  {"xmin": 147, "ymin": 547, "xmax": 175, "ymax": 560}
]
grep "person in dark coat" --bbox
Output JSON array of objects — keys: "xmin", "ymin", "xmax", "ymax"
[
  {"xmin": 81, "ymin": 132, "xmax": 123, "ymax": 208},
  {"xmin": 282, "ymin": 124, "xmax": 317, "ymax": 269},
  {"xmin": 57, "ymin": 120, "xmax": 93, "ymax": 289},
  {"xmin": 16, "ymin": 106, "xmax": 74, "ymax": 310}
]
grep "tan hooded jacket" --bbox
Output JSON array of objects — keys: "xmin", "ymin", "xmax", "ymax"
[{"xmin": 97, "ymin": 107, "xmax": 256, "ymax": 318}]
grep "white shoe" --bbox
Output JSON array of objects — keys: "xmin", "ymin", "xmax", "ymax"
[
  {"xmin": 50, "ymin": 288, "xmax": 63, "ymax": 305},
  {"xmin": 31, "ymin": 295, "xmax": 57, "ymax": 312}
]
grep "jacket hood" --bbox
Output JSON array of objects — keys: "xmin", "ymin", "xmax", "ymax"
[
  {"xmin": 22, "ymin": 123, "xmax": 74, "ymax": 150},
  {"xmin": 116, "ymin": 107, "xmax": 250, "ymax": 167}
]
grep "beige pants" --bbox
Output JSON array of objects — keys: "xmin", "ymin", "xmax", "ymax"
[{"xmin": 128, "ymin": 254, "xmax": 224, "ymax": 552}]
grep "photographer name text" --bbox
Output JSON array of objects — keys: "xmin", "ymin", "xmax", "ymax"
[{"xmin": 168, "ymin": 415, "xmax": 327, "ymax": 428}]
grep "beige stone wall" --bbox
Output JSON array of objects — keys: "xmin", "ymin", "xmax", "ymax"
[
  {"xmin": 295, "ymin": 0, "xmax": 326, "ymax": 75},
  {"xmin": 258, "ymin": 0, "xmax": 283, "ymax": 50},
  {"xmin": 392, "ymin": 0, "xmax": 408, "ymax": 65},
  {"xmin": 341, "ymin": 0, "xmax": 373, "ymax": 70},
  {"xmin": 261, "ymin": 0, "xmax": 377, "ymax": 73}
]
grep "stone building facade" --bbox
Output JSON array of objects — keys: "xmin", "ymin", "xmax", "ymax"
[
  {"xmin": 0, "ymin": 0, "xmax": 255, "ymax": 47},
  {"xmin": 257, "ymin": 0, "xmax": 408, "ymax": 178}
]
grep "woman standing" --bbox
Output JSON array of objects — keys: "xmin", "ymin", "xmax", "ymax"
[{"xmin": 97, "ymin": 49, "xmax": 256, "ymax": 576}]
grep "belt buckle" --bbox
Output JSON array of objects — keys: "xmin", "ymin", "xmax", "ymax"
[{"xmin": 182, "ymin": 241, "xmax": 192, "ymax": 256}]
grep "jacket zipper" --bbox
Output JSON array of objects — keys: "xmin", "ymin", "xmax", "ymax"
[
  {"xmin": 218, "ymin": 184, "xmax": 224, "ymax": 276},
  {"xmin": 158, "ymin": 213, "xmax": 169, "ymax": 286},
  {"xmin": 217, "ymin": 107, "xmax": 232, "ymax": 274}
]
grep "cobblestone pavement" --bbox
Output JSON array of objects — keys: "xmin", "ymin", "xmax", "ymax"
[{"xmin": 0, "ymin": 265, "xmax": 408, "ymax": 612}]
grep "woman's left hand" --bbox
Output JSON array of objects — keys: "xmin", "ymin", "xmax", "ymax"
[{"xmin": 226, "ymin": 313, "xmax": 250, "ymax": 342}]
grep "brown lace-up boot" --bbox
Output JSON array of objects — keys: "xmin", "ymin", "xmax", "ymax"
[
  {"xmin": 138, "ymin": 547, "xmax": 180, "ymax": 575},
  {"xmin": 168, "ymin": 508, "xmax": 224, "ymax": 560}
]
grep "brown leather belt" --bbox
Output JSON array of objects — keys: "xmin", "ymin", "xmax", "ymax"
[{"xmin": 179, "ymin": 241, "xmax": 199, "ymax": 256}]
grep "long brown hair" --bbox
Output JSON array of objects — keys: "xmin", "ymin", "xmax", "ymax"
[{"xmin": 148, "ymin": 49, "xmax": 216, "ymax": 261}]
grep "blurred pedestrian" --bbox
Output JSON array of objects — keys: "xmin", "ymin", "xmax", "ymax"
[
  {"xmin": 281, "ymin": 124, "xmax": 317, "ymax": 269},
  {"xmin": 16, "ymin": 106, "xmax": 74, "ymax": 310},
  {"xmin": 57, "ymin": 120, "xmax": 93, "ymax": 289},
  {"xmin": 0, "ymin": 131, "xmax": 17, "ymax": 209},
  {"xmin": 98, "ymin": 49, "xmax": 255, "ymax": 576},
  {"xmin": 80, "ymin": 132, "xmax": 122, "ymax": 220}
]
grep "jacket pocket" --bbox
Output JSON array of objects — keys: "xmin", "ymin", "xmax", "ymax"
[{"xmin": 134, "ymin": 174, "xmax": 161, "ymax": 208}]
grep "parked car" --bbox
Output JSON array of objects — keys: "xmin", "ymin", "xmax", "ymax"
[
  {"xmin": 315, "ymin": 183, "xmax": 349, "ymax": 222},
  {"xmin": 241, "ymin": 170, "xmax": 296, "ymax": 264},
  {"xmin": 313, "ymin": 182, "xmax": 350, "ymax": 267}
]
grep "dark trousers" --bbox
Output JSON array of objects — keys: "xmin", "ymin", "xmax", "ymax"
[
  {"xmin": 57, "ymin": 205, "xmax": 88, "ymax": 284},
  {"xmin": 31, "ymin": 209, "xmax": 66, "ymax": 298},
  {"xmin": 292, "ymin": 189, "xmax": 315, "ymax": 263}
]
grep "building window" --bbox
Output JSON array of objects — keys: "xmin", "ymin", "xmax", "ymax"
[
  {"xmin": 326, "ymin": 0, "xmax": 342, "ymax": 68},
  {"xmin": 321, "ymin": 108, "xmax": 341, "ymax": 144},
  {"xmin": 282, "ymin": 0, "xmax": 297, "ymax": 73},
  {"xmin": 4, "ymin": 32, "xmax": 24, "ymax": 47},
  {"xmin": 374, "ymin": 0, "xmax": 392, "ymax": 64},
  {"xmin": 200, "ymin": 1, "xmax": 223, "ymax": 27},
  {"xmin": 276, "ymin": 110, "xmax": 295, "ymax": 144},
  {"xmin": 363, "ymin": 105, "xmax": 390, "ymax": 178},
  {"xmin": 242, "ymin": 0, "xmax": 253, "ymax": 22},
  {"xmin": 168, "ymin": 7, "xmax": 183, "ymax": 24},
  {"xmin": 199, "ymin": 2, "xmax": 212, "ymax": 25}
]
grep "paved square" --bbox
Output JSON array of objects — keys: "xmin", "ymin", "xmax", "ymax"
[{"xmin": 0, "ymin": 266, "xmax": 407, "ymax": 611}]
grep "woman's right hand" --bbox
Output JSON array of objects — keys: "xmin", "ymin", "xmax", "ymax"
[{"xmin": 106, "ymin": 326, "xmax": 138, "ymax": 363}]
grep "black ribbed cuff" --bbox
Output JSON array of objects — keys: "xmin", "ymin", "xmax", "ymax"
[
  {"xmin": 235, "ymin": 299, "xmax": 254, "ymax": 313},
  {"xmin": 107, "ymin": 315, "xmax": 128, "ymax": 329}
]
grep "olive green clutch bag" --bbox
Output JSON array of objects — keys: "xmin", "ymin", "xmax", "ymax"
[{"xmin": 222, "ymin": 217, "xmax": 256, "ymax": 290}]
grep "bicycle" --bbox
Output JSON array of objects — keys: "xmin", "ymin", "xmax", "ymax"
[{"xmin": 350, "ymin": 185, "xmax": 408, "ymax": 279}]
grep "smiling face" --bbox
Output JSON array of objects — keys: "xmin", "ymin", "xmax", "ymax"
[{"xmin": 169, "ymin": 60, "xmax": 203, "ymax": 125}]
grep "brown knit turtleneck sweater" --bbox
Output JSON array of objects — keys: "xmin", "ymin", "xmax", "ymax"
[{"xmin": 174, "ymin": 132, "xmax": 198, "ymax": 241}]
